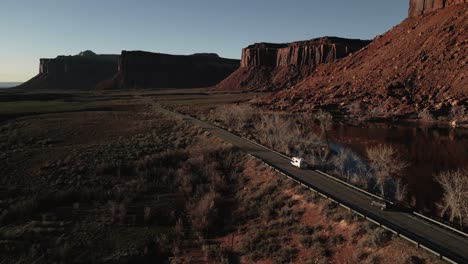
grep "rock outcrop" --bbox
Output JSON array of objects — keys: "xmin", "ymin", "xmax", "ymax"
[
  {"xmin": 270, "ymin": 3, "xmax": 468, "ymax": 117},
  {"xmin": 216, "ymin": 37, "xmax": 370, "ymax": 91},
  {"xmin": 408, "ymin": 0, "xmax": 467, "ymax": 17},
  {"xmin": 18, "ymin": 51, "xmax": 119, "ymax": 90},
  {"xmin": 99, "ymin": 51, "xmax": 239, "ymax": 89},
  {"xmin": 241, "ymin": 38, "xmax": 368, "ymax": 68}
]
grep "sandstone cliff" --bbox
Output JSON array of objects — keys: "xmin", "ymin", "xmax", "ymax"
[
  {"xmin": 99, "ymin": 51, "xmax": 239, "ymax": 89},
  {"xmin": 409, "ymin": 0, "xmax": 467, "ymax": 17},
  {"xmin": 19, "ymin": 51, "xmax": 119, "ymax": 90},
  {"xmin": 270, "ymin": 3, "xmax": 467, "ymax": 117},
  {"xmin": 216, "ymin": 37, "xmax": 370, "ymax": 91}
]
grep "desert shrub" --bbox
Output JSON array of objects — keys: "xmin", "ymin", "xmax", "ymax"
[
  {"xmin": 353, "ymin": 243, "xmax": 368, "ymax": 261},
  {"xmin": 108, "ymin": 201, "xmax": 127, "ymax": 224},
  {"xmin": 363, "ymin": 220, "xmax": 378, "ymax": 231},
  {"xmin": 367, "ymin": 254, "xmax": 381, "ymax": 264},
  {"xmin": 239, "ymin": 230, "xmax": 283, "ymax": 260},
  {"xmin": 313, "ymin": 233, "xmax": 329, "ymax": 245},
  {"xmin": 309, "ymin": 243, "xmax": 327, "ymax": 259},
  {"xmin": 300, "ymin": 236, "xmax": 315, "ymax": 248},
  {"xmin": 327, "ymin": 200, "xmax": 338, "ymax": 210},
  {"xmin": 189, "ymin": 190, "xmax": 220, "ymax": 233},
  {"xmin": 350, "ymin": 224, "xmax": 367, "ymax": 242},
  {"xmin": 201, "ymin": 243, "xmax": 230, "ymax": 263},
  {"xmin": 402, "ymin": 255, "xmax": 425, "ymax": 264},
  {"xmin": 215, "ymin": 104, "xmax": 258, "ymax": 131},
  {"xmin": 331, "ymin": 234, "xmax": 346, "ymax": 245},
  {"xmin": 298, "ymin": 225, "xmax": 315, "ymax": 235},
  {"xmin": 365, "ymin": 228, "xmax": 393, "ymax": 248},
  {"xmin": 276, "ymin": 247, "xmax": 299, "ymax": 263},
  {"xmin": 348, "ymin": 102, "xmax": 364, "ymax": 117},
  {"xmin": 418, "ymin": 109, "xmax": 434, "ymax": 122},
  {"xmin": 450, "ymin": 105, "xmax": 468, "ymax": 124},
  {"xmin": 368, "ymin": 105, "xmax": 399, "ymax": 119}
]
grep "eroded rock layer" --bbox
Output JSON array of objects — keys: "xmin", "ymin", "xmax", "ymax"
[
  {"xmin": 19, "ymin": 51, "xmax": 119, "ymax": 90},
  {"xmin": 216, "ymin": 37, "xmax": 370, "ymax": 91},
  {"xmin": 100, "ymin": 51, "xmax": 240, "ymax": 89},
  {"xmin": 409, "ymin": 0, "xmax": 467, "ymax": 17},
  {"xmin": 270, "ymin": 4, "xmax": 468, "ymax": 117}
]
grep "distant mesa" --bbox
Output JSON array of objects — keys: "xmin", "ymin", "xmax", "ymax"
[
  {"xmin": 18, "ymin": 50, "xmax": 119, "ymax": 90},
  {"xmin": 98, "ymin": 51, "xmax": 239, "ymax": 89},
  {"xmin": 215, "ymin": 37, "xmax": 371, "ymax": 91},
  {"xmin": 18, "ymin": 50, "xmax": 239, "ymax": 90},
  {"xmin": 78, "ymin": 50, "xmax": 98, "ymax": 57},
  {"xmin": 408, "ymin": 0, "xmax": 467, "ymax": 17}
]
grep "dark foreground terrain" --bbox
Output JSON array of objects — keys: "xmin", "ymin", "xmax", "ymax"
[{"xmin": 0, "ymin": 89, "xmax": 446, "ymax": 263}]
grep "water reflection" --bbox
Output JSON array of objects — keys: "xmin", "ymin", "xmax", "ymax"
[{"xmin": 329, "ymin": 123, "xmax": 468, "ymax": 213}]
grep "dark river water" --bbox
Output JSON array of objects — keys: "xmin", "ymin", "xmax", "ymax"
[{"xmin": 329, "ymin": 122, "xmax": 468, "ymax": 214}]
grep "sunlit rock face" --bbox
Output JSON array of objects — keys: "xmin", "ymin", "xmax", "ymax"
[
  {"xmin": 240, "ymin": 37, "xmax": 370, "ymax": 68},
  {"xmin": 408, "ymin": 0, "xmax": 467, "ymax": 17},
  {"xmin": 216, "ymin": 37, "xmax": 370, "ymax": 91}
]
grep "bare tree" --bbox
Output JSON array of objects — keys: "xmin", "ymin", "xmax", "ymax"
[
  {"xmin": 366, "ymin": 145, "xmax": 408, "ymax": 197},
  {"xmin": 315, "ymin": 109, "xmax": 333, "ymax": 149},
  {"xmin": 435, "ymin": 169, "xmax": 468, "ymax": 226},
  {"xmin": 394, "ymin": 178, "xmax": 408, "ymax": 203},
  {"xmin": 332, "ymin": 148, "xmax": 352, "ymax": 180}
]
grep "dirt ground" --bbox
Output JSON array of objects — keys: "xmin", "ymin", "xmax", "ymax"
[{"xmin": 0, "ymin": 88, "xmax": 444, "ymax": 263}]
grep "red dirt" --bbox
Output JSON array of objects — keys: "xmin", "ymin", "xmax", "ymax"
[{"xmin": 269, "ymin": 4, "xmax": 467, "ymax": 117}]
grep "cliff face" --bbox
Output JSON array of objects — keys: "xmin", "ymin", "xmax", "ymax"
[
  {"xmin": 100, "ymin": 51, "xmax": 240, "ymax": 89},
  {"xmin": 408, "ymin": 0, "xmax": 467, "ymax": 17},
  {"xmin": 216, "ymin": 37, "xmax": 370, "ymax": 91},
  {"xmin": 19, "ymin": 51, "xmax": 119, "ymax": 90},
  {"xmin": 240, "ymin": 38, "xmax": 369, "ymax": 68}
]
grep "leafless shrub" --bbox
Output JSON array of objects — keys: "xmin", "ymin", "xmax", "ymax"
[
  {"xmin": 108, "ymin": 201, "xmax": 127, "ymax": 224},
  {"xmin": 315, "ymin": 109, "xmax": 333, "ymax": 148},
  {"xmin": 189, "ymin": 189, "xmax": 219, "ymax": 232},
  {"xmin": 435, "ymin": 168, "xmax": 468, "ymax": 226},
  {"xmin": 450, "ymin": 105, "xmax": 468, "ymax": 126},
  {"xmin": 394, "ymin": 178, "xmax": 408, "ymax": 203},
  {"xmin": 347, "ymin": 102, "xmax": 364, "ymax": 117},
  {"xmin": 255, "ymin": 112, "xmax": 322, "ymax": 160},
  {"xmin": 332, "ymin": 148, "xmax": 371, "ymax": 187},
  {"xmin": 366, "ymin": 145, "xmax": 408, "ymax": 197},
  {"xmin": 418, "ymin": 109, "xmax": 434, "ymax": 122},
  {"xmin": 365, "ymin": 228, "xmax": 393, "ymax": 248},
  {"xmin": 144, "ymin": 206, "xmax": 153, "ymax": 225},
  {"xmin": 216, "ymin": 104, "xmax": 258, "ymax": 130},
  {"xmin": 174, "ymin": 218, "xmax": 184, "ymax": 238},
  {"xmin": 331, "ymin": 148, "xmax": 353, "ymax": 179},
  {"xmin": 369, "ymin": 105, "xmax": 400, "ymax": 119}
]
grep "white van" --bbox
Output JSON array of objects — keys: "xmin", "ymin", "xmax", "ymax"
[{"xmin": 291, "ymin": 157, "xmax": 307, "ymax": 169}]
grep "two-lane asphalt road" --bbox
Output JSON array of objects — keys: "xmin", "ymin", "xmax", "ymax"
[{"xmin": 153, "ymin": 103, "xmax": 468, "ymax": 263}]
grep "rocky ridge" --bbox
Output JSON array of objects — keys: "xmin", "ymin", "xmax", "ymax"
[
  {"xmin": 18, "ymin": 51, "xmax": 119, "ymax": 90},
  {"xmin": 409, "ymin": 0, "xmax": 467, "ymax": 17},
  {"xmin": 216, "ymin": 37, "xmax": 370, "ymax": 91},
  {"xmin": 97, "ymin": 51, "xmax": 240, "ymax": 89}
]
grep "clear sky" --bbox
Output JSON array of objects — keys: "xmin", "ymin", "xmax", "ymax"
[{"xmin": 0, "ymin": 0, "xmax": 408, "ymax": 82}]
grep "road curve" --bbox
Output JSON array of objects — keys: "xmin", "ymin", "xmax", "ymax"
[{"xmin": 153, "ymin": 104, "xmax": 468, "ymax": 264}]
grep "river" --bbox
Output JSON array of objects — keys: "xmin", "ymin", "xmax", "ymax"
[{"xmin": 329, "ymin": 122, "xmax": 468, "ymax": 214}]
